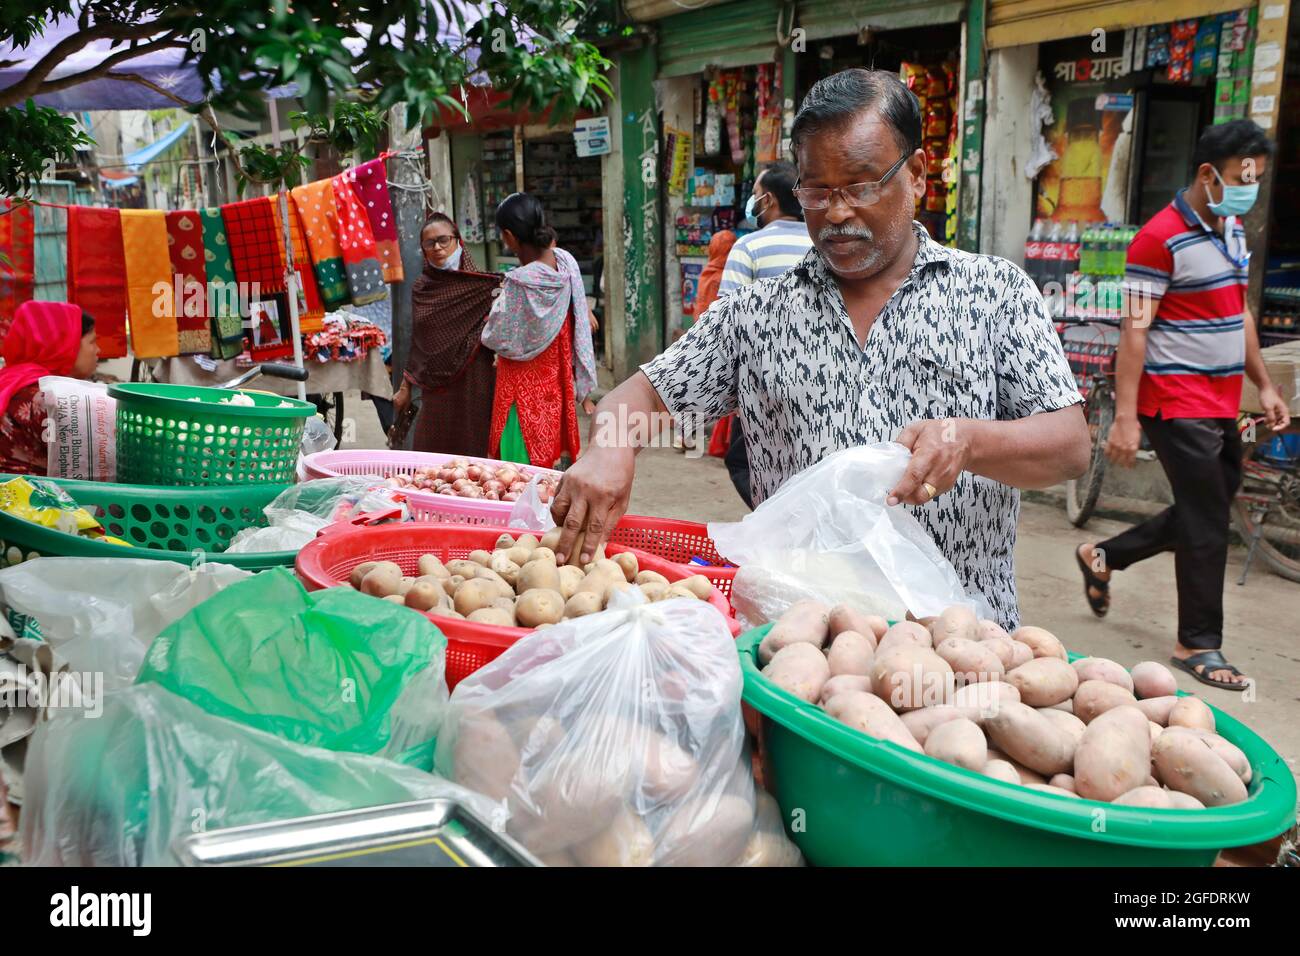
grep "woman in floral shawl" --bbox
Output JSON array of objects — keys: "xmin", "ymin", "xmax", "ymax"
[{"xmin": 481, "ymin": 193, "xmax": 597, "ymax": 467}]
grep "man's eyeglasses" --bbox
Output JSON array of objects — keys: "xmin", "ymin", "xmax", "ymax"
[
  {"xmin": 792, "ymin": 152, "xmax": 911, "ymax": 210},
  {"xmin": 423, "ymin": 235, "xmax": 458, "ymax": 249}
]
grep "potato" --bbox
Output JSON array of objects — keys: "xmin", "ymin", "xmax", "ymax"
[
  {"xmin": 638, "ymin": 582, "xmax": 669, "ymax": 603},
  {"xmin": 1072, "ymin": 657, "xmax": 1135, "ymax": 694},
  {"xmin": 980, "ymin": 637, "xmax": 1020, "ymax": 671},
  {"xmin": 1152, "ymin": 732, "xmax": 1247, "ymax": 807},
  {"xmin": 468, "ymin": 548, "xmax": 493, "ymax": 567},
  {"xmin": 360, "ymin": 563, "xmax": 403, "ymax": 598},
  {"xmin": 563, "ymin": 590, "xmax": 603, "ymax": 619},
  {"xmin": 538, "ymin": 528, "xmax": 562, "ymax": 551},
  {"xmin": 503, "ymin": 546, "xmax": 532, "ymax": 567},
  {"xmin": 536, "ymin": 850, "xmax": 576, "ymax": 867},
  {"xmin": 1164, "ymin": 790, "xmax": 1206, "ymax": 810},
  {"xmin": 349, "ymin": 560, "xmax": 380, "ymax": 589},
  {"xmin": 473, "ymin": 567, "xmax": 517, "ymax": 600},
  {"xmin": 1135, "ymin": 695, "xmax": 1180, "ymax": 726},
  {"xmin": 517, "ymin": 560, "xmax": 562, "ymax": 595},
  {"xmin": 1112, "ymin": 785, "xmax": 1172, "ymax": 809},
  {"xmin": 1048, "ymin": 773, "xmax": 1077, "ymax": 793},
  {"xmin": 612, "ymin": 552, "xmax": 639, "ymax": 582},
  {"xmin": 828, "ymin": 605, "xmax": 885, "ymax": 644},
  {"xmin": 665, "ymin": 583, "xmax": 698, "ymax": 601},
  {"xmin": 556, "ymin": 565, "xmax": 585, "ymax": 600},
  {"xmin": 1167, "ymin": 696, "xmax": 1215, "ymax": 733},
  {"xmin": 443, "ymin": 574, "xmax": 465, "ymax": 598},
  {"xmin": 586, "ymin": 558, "xmax": 625, "ymax": 582},
  {"xmin": 1163, "ymin": 729, "xmax": 1251, "ymax": 784},
  {"xmin": 641, "ymin": 733, "xmax": 700, "ymax": 803},
  {"xmin": 528, "ymin": 547, "xmax": 557, "ymax": 565},
  {"xmin": 1130, "ymin": 661, "xmax": 1178, "ymax": 699},
  {"xmin": 494, "ymin": 532, "xmax": 516, "ymax": 550},
  {"xmin": 762, "ymin": 643, "xmax": 831, "ymax": 704},
  {"xmin": 678, "ymin": 574, "xmax": 713, "ymax": 600},
  {"xmin": 1025, "ymin": 784, "xmax": 1080, "ymax": 799},
  {"xmin": 824, "ymin": 691, "xmax": 922, "ymax": 752},
  {"xmin": 575, "ymin": 570, "xmax": 616, "ymax": 603},
  {"xmin": 397, "ymin": 576, "xmax": 417, "ymax": 596},
  {"xmin": 516, "ymin": 589, "xmax": 565, "ymax": 628},
  {"xmin": 1006, "ymin": 657, "xmax": 1078, "ymax": 707},
  {"xmin": 924, "ymin": 718, "xmax": 987, "ymax": 771},
  {"xmin": 929, "ymin": 605, "xmax": 978, "ymax": 645},
  {"xmin": 1073, "ymin": 679, "xmax": 1139, "ymax": 724},
  {"xmin": 733, "ymin": 790, "xmax": 803, "ymax": 868},
  {"xmin": 1009, "ymin": 625, "xmax": 1067, "ymax": 661},
  {"xmin": 981, "ymin": 759, "xmax": 1022, "ymax": 785},
  {"xmin": 572, "ymin": 805, "xmax": 655, "ymax": 867},
  {"xmin": 976, "ymin": 619, "xmax": 1011, "ymax": 642},
  {"xmin": 489, "ymin": 553, "xmax": 522, "ymax": 587},
  {"xmin": 826, "ymin": 631, "xmax": 875, "ymax": 678},
  {"xmin": 451, "ymin": 714, "xmax": 520, "ymax": 802},
  {"xmin": 658, "ymin": 794, "xmax": 754, "ymax": 867},
  {"xmin": 1149, "ymin": 721, "xmax": 1163, "ymax": 744},
  {"xmin": 876, "ymin": 620, "xmax": 933, "ymax": 655},
  {"xmin": 417, "ymin": 553, "xmax": 449, "ymax": 579},
  {"xmin": 870, "ymin": 644, "xmax": 954, "ymax": 711},
  {"xmin": 935, "ymin": 637, "xmax": 1005, "ymax": 686},
  {"xmin": 758, "ymin": 600, "xmax": 831, "ymax": 665},
  {"xmin": 982, "ymin": 702, "xmax": 1074, "ymax": 776},
  {"xmin": 426, "ymin": 605, "xmax": 463, "ymax": 620},
  {"xmin": 1037, "ymin": 707, "xmax": 1086, "ymax": 746},
  {"xmin": 469, "ymin": 606, "xmax": 516, "ymax": 627},
  {"xmin": 818, "ymin": 674, "xmax": 874, "ymax": 707},
  {"xmin": 513, "ymin": 533, "xmax": 539, "ymax": 553},
  {"xmin": 951, "ymin": 680, "xmax": 1021, "ymax": 715},
  {"xmin": 383, "ymin": 594, "xmax": 408, "ymax": 605},
  {"xmin": 455, "ymin": 578, "xmax": 501, "ymax": 616},
  {"xmin": 1046, "ymin": 697, "xmax": 1075, "ymax": 714},
  {"xmin": 405, "ymin": 581, "xmax": 447, "ymax": 611},
  {"xmin": 900, "ymin": 705, "xmax": 984, "ymax": 746},
  {"xmin": 491, "ymin": 596, "xmax": 515, "ymax": 613},
  {"xmin": 1074, "ymin": 705, "xmax": 1151, "ymax": 802},
  {"xmin": 509, "ymin": 752, "xmax": 625, "ymax": 853},
  {"xmin": 446, "ymin": 559, "xmax": 481, "ymax": 579},
  {"xmin": 1007, "ymin": 641, "xmax": 1035, "ymax": 669},
  {"xmin": 635, "ymin": 570, "xmax": 669, "ymax": 587}
]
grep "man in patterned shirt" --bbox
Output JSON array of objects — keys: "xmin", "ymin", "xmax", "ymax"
[{"xmin": 552, "ymin": 69, "xmax": 1089, "ymax": 626}]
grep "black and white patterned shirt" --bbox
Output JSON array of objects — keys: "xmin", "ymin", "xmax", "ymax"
[{"xmin": 642, "ymin": 223, "xmax": 1081, "ymax": 628}]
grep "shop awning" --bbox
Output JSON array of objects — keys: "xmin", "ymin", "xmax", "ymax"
[
  {"xmin": 796, "ymin": 0, "xmax": 966, "ymax": 41},
  {"xmin": 655, "ymin": 0, "xmax": 786, "ymax": 77},
  {"xmin": 987, "ymin": 0, "xmax": 1251, "ymax": 49},
  {"xmin": 123, "ymin": 120, "xmax": 192, "ymax": 169},
  {"xmin": 426, "ymin": 86, "xmax": 597, "ymax": 134}
]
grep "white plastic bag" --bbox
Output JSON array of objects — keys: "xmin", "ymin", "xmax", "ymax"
[
  {"xmin": 226, "ymin": 477, "xmax": 406, "ymax": 553},
  {"xmin": 733, "ymin": 787, "xmax": 804, "ymax": 867},
  {"xmin": 708, "ymin": 444, "xmax": 981, "ymax": 627},
  {"xmin": 38, "ymin": 375, "xmax": 116, "ymax": 481},
  {"xmin": 434, "ymin": 589, "xmax": 764, "ymax": 867},
  {"xmin": 507, "ymin": 474, "xmax": 557, "ymax": 532}
]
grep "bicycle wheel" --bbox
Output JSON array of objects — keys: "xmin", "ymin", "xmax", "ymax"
[
  {"xmin": 1231, "ymin": 456, "xmax": 1300, "ymax": 583},
  {"xmin": 1065, "ymin": 382, "xmax": 1113, "ymax": 527}
]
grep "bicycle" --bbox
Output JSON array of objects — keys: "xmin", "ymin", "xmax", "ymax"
[
  {"xmin": 1055, "ymin": 315, "xmax": 1124, "ymax": 526},
  {"xmin": 1231, "ymin": 418, "xmax": 1300, "ymax": 584}
]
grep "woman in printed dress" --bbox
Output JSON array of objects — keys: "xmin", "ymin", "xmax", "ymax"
[
  {"xmin": 481, "ymin": 193, "xmax": 597, "ymax": 467},
  {"xmin": 0, "ymin": 302, "xmax": 99, "ymax": 476}
]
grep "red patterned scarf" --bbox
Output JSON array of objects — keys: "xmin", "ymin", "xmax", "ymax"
[
  {"xmin": 165, "ymin": 210, "xmax": 211, "ymax": 354},
  {"xmin": 343, "ymin": 158, "xmax": 404, "ymax": 283},
  {"xmin": 269, "ymin": 195, "xmax": 325, "ymax": 333},
  {"xmin": 331, "ymin": 175, "xmax": 386, "ymax": 306},
  {"xmin": 66, "ymin": 206, "xmax": 128, "ymax": 359},
  {"xmin": 0, "ymin": 199, "xmax": 35, "ymax": 344},
  {"xmin": 221, "ymin": 196, "xmax": 286, "ymax": 294}
]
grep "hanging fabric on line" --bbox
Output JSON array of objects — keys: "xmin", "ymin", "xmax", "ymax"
[
  {"xmin": 0, "ymin": 199, "xmax": 35, "ymax": 344},
  {"xmin": 200, "ymin": 207, "xmax": 243, "ymax": 361},
  {"xmin": 343, "ymin": 158, "xmax": 404, "ymax": 284},
  {"xmin": 331, "ymin": 174, "xmax": 387, "ymax": 306},
  {"xmin": 66, "ymin": 205, "xmax": 128, "ymax": 359},
  {"xmin": 220, "ymin": 196, "xmax": 287, "ymax": 295},
  {"xmin": 268, "ymin": 196, "xmax": 326, "ymax": 333},
  {"xmin": 120, "ymin": 209, "xmax": 177, "ymax": 360},
  {"xmin": 291, "ymin": 178, "xmax": 350, "ymax": 309},
  {"xmin": 165, "ymin": 210, "xmax": 211, "ymax": 355}
]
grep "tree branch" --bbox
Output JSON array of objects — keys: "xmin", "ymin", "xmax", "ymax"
[{"xmin": 0, "ymin": 34, "xmax": 189, "ymax": 108}]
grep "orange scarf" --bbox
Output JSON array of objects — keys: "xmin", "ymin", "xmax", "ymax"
[{"xmin": 120, "ymin": 209, "xmax": 177, "ymax": 358}]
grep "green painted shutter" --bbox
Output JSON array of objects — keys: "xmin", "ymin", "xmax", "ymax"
[
  {"xmin": 796, "ymin": 0, "xmax": 966, "ymax": 41},
  {"xmin": 655, "ymin": 0, "xmax": 786, "ymax": 77}
]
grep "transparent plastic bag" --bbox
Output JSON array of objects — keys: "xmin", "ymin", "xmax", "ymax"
[
  {"xmin": 507, "ymin": 474, "xmax": 557, "ymax": 533},
  {"xmin": 708, "ymin": 443, "xmax": 982, "ymax": 627},
  {"xmin": 732, "ymin": 787, "xmax": 804, "ymax": 867},
  {"xmin": 135, "ymin": 568, "xmax": 448, "ymax": 768},
  {"xmin": 299, "ymin": 415, "xmax": 338, "ymax": 456},
  {"xmin": 226, "ymin": 477, "xmax": 406, "ymax": 553},
  {"xmin": 20, "ymin": 683, "xmax": 491, "ymax": 866},
  {"xmin": 434, "ymin": 589, "xmax": 755, "ymax": 866}
]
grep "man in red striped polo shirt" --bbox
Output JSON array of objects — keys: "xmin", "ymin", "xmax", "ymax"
[{"xmin": 1077, "ymin": 120, "xmax": 1291, "ymax": 691}]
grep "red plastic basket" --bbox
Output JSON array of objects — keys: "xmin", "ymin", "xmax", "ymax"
[
  {"xmin": 295, "ymin": 523, "xmax": 740, "ymax": 690},
  {"xmin": 609, "ymin": 514, "xmax": 735, "ymax": 601}
]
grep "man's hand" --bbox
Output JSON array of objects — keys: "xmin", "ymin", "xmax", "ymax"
[
  {"xmin": 887, "ymin": 419, "xmax": 973, "ymax": 506},
  {"xmin": 551, "ymin": 445, "xmax": 636, "ymax": 565},
  {"xmin": 393, "ymin": 382, "xmax": 412, "ymax": 420},
  {"xmin": 1105, "ymin": 414, "xmax": 1141, "ymax": 468},
  {"xmin": 1258, "ymin": 384, "xmax": 1292, "ymax": 433}
]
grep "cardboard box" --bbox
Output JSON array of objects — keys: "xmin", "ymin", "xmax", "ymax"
[{"xmin": 1241, "ymin": 343, "xmax": 1300, "ymax": 414}]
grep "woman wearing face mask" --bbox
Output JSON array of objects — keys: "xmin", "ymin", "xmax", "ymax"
[
  {"xmin": 394, "ymin": 213, "xmax": 502, "ymax": 455},
  {"xmin": 0, "ymin": 301, "xmax": 100, "ymax": 476},
  {"xmin": 481, "ymin": 192, "xmax": 598, "ymax": 467}
]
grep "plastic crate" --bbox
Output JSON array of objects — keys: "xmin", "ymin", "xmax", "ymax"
[
  {"xmin": 109, "ymin": 382, "xmax": 314, "ymax": 486},
  {"xmin": 0, "ymin": 475, "xmax": 297, "ymax": 570},
  {"xmin": 295, "ymin": 523, "xmax": 740, "ymax": 689}
]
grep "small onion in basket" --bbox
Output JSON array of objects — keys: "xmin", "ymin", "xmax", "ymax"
[
  {"xmin": 438, "ymin": 468, "xmax": 456, "ymax": 483},
  {"xmin": 538, "ymin": 487, "xmax": 552, "ymax": 503},
  {"xmin": 461, "ymin": 485, "xmax": 484, "ymax": 499},
  {"xmin": 483, "ymin": 479, "xmax": 505, "ymax": 494},
  {"xmin": 485, "ymin": 490, "xmax": 501, "ymax": 501},
  {"xmin": 467, "ymin": 464, "xmax": 484, "ymax": 481},
  {"xmin": 503, "ymin": 491, "xmax": 521, "ymax": 502},
  {"xmin": 496, "ymin": 468, "xmax": 519, "ymax": 486}
]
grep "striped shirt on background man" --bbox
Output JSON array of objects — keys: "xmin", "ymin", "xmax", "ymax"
[
  {"xmin": 718, "ymin": 219, "xmax": 815, "ymax": 295},
  {"xmin": 1122, "ymin": 188, "xmax": 1248, "ymax": 420}
]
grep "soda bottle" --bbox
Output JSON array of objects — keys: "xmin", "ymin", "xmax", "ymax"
[
  {"xmin": 1079, "ymin": 224, "xmax": 1092, "ymax": 276},
  {"xmin": 1063, "ymin": 221, "xmax": 1081, "ymax": 279},
  {"xmin": 1108, "ymin": 224, "xmax": 1125, "ymax": 277},
  {"xmin": 1043, "ymin": 220, "xmax": 1064, "ymax": 291},
  {"xmin": 1024, "ymin": 218, "xmax": 1045, "ymax": 288}
]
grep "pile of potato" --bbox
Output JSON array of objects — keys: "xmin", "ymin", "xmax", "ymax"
[
  {"xmin": 347, "ymin": 529, "xmax": 717, "ymax": 628},
  {"xmin": 760, "ymin": 601, "xmax": 1252, "ymax": 810}
]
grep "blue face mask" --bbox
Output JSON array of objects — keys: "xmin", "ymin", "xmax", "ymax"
[
  {"xmin": 744, "ymin": 192, "xmax": 768, "ymax": 222},
  {"xmin": 1206, "ymin": 167, "xmax": 1259, "ymax": 217}
]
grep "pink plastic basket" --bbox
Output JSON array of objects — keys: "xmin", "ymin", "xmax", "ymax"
[{"xmin": 299, "ymin": 450, "xmax": 561, "ymax": 525}]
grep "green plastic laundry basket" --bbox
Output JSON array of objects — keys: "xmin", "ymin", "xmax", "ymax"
[
  {"xmin": 739, "ymin": 624, "xmax": 1297, "ymax": 867},
  {"xmin": 0, "ymin": 475, "xmax": 296, "ymax": 571},
  {"xmin": 109, "ymin": 382, "xmax": 314, "ymax": 486}
]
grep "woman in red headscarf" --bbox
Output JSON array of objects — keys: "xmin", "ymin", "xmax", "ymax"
[{"xmin": 0, "ymin": 302, "xmax": 99, "ymax": 476}]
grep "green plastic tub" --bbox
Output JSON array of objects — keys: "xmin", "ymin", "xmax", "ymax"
[
  {"xmin": 0, "ymin": 475, "xmax": 296, "ymax": 570},
  {"xmin": 109, "ymin": 382, "xmax": 314, "ymax": 486},
  {"xmin": 739, "ymin": 624, "xmax": 1297, "ymax": 867}
]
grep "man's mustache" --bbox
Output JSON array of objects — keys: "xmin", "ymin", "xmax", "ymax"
[{"xmin": 817, "ymin": 224, "xmax": 874, "ymax": 242}]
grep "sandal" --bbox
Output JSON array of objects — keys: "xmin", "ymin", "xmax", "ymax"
[
  {"xmin": 1075, "ymin": 545, "xmax": 1110, "ymax": 617},
  {"xmin": 1170, "ymin": 650, "xmax": 1250, "ymax": 692}
]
